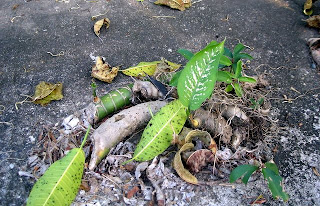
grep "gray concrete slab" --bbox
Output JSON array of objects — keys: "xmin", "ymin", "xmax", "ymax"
[{"xmin": 0, "ymin": 0, "xmax": 319, "ymax": 205}]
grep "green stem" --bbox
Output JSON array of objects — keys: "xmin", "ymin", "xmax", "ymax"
[{"xmin": 80, "ymin": 125, "xmax": 91, "ymax": 149}]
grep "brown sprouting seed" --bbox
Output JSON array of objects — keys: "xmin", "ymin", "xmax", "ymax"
[
  {"xmin": 173, "ymin": 143, "xmax": 198, "ymax": 184},
  {"xmin": 91, "ymin": 56, "xmax": 118, "ymax": 83},
  {"xmin": 94, "ymin": 18, "xmax": 110, "ymax": 36},
  {"xmin": 190, "ymin": 108, "xmax": 233, "ymax": 144},
  {"xmin": 186, "ymin": 149, "xmax": 215, "ymax": 173},
  {"xmin": 132, "ymin": 80, "xmax": 164, "ymax": 100},
  {"xmin": 12, "ymin": 4, "xmax": 20, "ymax": 10},
  {"xmin": 221, "ymin": 105, "xmax": 249, "ymax": 122}
]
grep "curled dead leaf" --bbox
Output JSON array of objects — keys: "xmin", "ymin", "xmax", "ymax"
[
  {"xmin": 154, "ymin": 0, "xmax": 191, "ymax": 11},
  {"xmin": 306, "ymin": 15, "xmax": 320, "ymax": 29},
  {"xmin": 186, "ymin": 149, "xmax": 215, "ymax": 173},
  {"xmin": 173, "ymin": 143, "xmax": 198, "ymax": 184},
  {"xmin": 94, "ymin": 18, "xmax": 110, "ymax": 37},
  {"xmin": 304, "ymin": 0, "xmax": 317, "ymax": 15},
  {"xmin": 91, "ymin": 57, "xmax": 118, "ymax": 83},
  {"xmin": 32, "ymin": 82, "xmax": 63, "ymax": 106},
  {"xmin": 184, "ymin": 129, "xmax": 217, "ymax": 154}
]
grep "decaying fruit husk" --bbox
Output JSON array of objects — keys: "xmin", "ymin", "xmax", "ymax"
[
  {"xmin": 308, "ymin": 38, "xmax": 320, "ymax": 67},
  {"xmin": 89, "ymin": 100, "xmax": 167, "ymax": 170},
  {"xmin": 173, "ymin": 143, "xmax": 198, "ymax": 184},
  {"xmin": 186, "ymin": 149, "xmax": 215, "ymax": 173}
]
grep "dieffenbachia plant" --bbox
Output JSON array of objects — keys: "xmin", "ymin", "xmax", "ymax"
[{"xmin": 127, "ymin": 40, "xmax": 227, "ymax": 162}]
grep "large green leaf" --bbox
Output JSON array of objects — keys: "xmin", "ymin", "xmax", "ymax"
[
  {"xmin": 262, "ymin": 167, "xmax": 289, "ymax": 202},
  {"xmin": 27, "ymin": 127, "xmax": 90, "ymax": 206},
  {"xmin": 129, "ymin": 99, "xmax": 187, "ymax": 162},
  {"xmin": 27, "ymin": 149, "xmax": 84, "ymax": 205},
  {"xmin": 229, "ymin": 164, "xmax": 259, "ymax": 184},
  {"xmin": 177, "ymin": 41, "xmax": 225, "ymax": 110}
]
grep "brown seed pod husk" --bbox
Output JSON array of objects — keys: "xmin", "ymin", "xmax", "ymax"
[{"xmin": 173, "ymin": 143, "xmax": 198, "ymax": 184}]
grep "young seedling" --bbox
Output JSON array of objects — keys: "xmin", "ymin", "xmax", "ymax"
[{"xmin": 229, "ymin": 161, "xmax": 289, "ymax": 202}]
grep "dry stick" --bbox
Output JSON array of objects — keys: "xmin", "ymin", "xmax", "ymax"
[
  {"xmin": 47, "ymin": 51, "xmax": 65, "ymax": 57},
  {"xmin": 152, "ymin": 16, "xmax": 176, "ymax": 19},
  {"xmin": 91, "ymin": 11, "xmax": 108, "ymax": 20}
]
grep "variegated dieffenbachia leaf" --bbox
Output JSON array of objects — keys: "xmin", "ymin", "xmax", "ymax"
[
  {"xmin": 177, "ymin": 41, "xmax": 225, "ymax": 110},
  {"xmin": 126, "ymin": 99, "xmax": 187, "ymax": 162}
]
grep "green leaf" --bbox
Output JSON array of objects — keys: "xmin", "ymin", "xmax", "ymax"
[
  {"xmin": 238, "ymin": 76, "xmax": 256, "ymax": 83},
  {"xmin": 229, "ymin": 164, "xmax": 259, "ymax": 184},
  {"xmin": 224, "ymin": 47, "xmax": 233, "ymax": 58},
  {"xmin": 234, "ymin": 60, "xmax": 242, "ymax": 78},
  {"xmin": 217, "ymin": 71, "xmax": 232, "ymax": 83},
  {"xmin": 225, "ymin": 84, "xmax": 234, "ymax": 92},
  {"xmin": 177, "ymin": 49, "xmax": 194, "ymax": 60},
  {"xmin": 233, "ymin": 43, "xmax": 245, "ymax": 56},
  {"xmin": 265, "ymin": 162, "xmax": 280, "ymax": 175},
  {"xmin": 257, "ymin": 98, "xmax": 264, "ymax": 105},
  {"xmin": 237, "ymin": 53, "xmax": 253, "ymax": 60},
  {"xmin": 262, "ymin": 167, "xmax": 289, "ymax": 202},
  {"xmin": 219, "ymin": 55, "xmax": 232, "ymax": 66},
  {"xmin": 122, "ymin": 61, "xmax": 161, "ymax": 77},
  {"xmin": 129, "ymin": 99, "xmax": 187, "ymax": 162},
  {"xmin": 27, "ymin": 128, "xmax": 90, "ymax": 206},
  {"xmin": 177, "ymin": 41, "xmax": 225, "ymax": 110},
  {"xmin": 33, "ymin": 82, "xmax": 63, "ymax": 106},
  {"xmin": 27, "ymin": 149, "xmax": 84, "ymax": 205},
  {"xmin": 169, "ymin": 70, "xmax": 182, "ymax": 86},
  {"xmin": 233, "ymin": 83, "xmax": 243, "ymax": 97}
]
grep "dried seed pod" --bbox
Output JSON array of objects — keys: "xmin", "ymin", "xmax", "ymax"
[{"xmin": 173, "ymin": 143, "xmax": 198, "ymax": 184}]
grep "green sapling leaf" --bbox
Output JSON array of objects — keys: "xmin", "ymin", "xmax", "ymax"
[
  {"xmin": 233, "ymin": 43, "xmax": 245, "ymax": 56},
  {"xmin": 217, "ymin": 71, "xmax": 233, "ymax": 83},
  {"xmin": 234, "ymin": 60, "xmax": 243, "ymax": 78},
  {"xmin": 265, "ymin": 162, "xmax": 280, "ymax": 175},
  {"xmin": 233, "ymin": 83, "xmax": 243, "ymax": 97},
  {"xmin": 230, "ymin": 164, "xmax": 259, "ymax": 184},
  {"xmin": 262, "ymin": 167, "xmax": 289, "ymax": 202},
  {"xmin": 169, "ymin": 70, "xmax": 182, "ymax": 87},
  {"xmin": 225, "ymin": 84, "xmax": 234, "ymax": 93},
  {"xmin": 177, "ymin": 49, "xmax": 194, "ymax": 60},
  {"xmin": 238, "ymin": 76, "xmax": 257, "ymax": 83}
]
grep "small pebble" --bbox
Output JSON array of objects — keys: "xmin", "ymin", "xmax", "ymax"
[{"xmin": 9, "ymin": 164, "xmax": 14, "ymax": 169}]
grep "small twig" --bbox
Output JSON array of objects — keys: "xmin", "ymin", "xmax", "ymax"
[
  {"xmin": 11, "ymin": 16, "xmax": 22, "ymax": 23},
  {"xmin": 221, "ymin": 14, "xmax": 230, "ymax": 22},
  {"xmin": 100, "ymin": 173, "xmax": 122, "ymax": 189},
  {"xmin": 152, "ymin": 16, "xmax": 176, "ymax": 19},
  {"xmin": 15, "ymin": 95, "xmax": 33, "ymax": 110},
  {"xmin": 236, "ymin": 38, "xmax": 254, "ymax": 50},
  {"xmin": 69, "ymin": 3, "xmax": 80, "ymax": 11},
  {"xmin": 192, "ymin": 0, "xmax": 202, "ymax": 4},
  {"xmin": 0, "ymin": 122, "xmax": 13, "ymax": 126},
  {"xmin": 91, "ymin": 11, "xmax": 108, "ymax": 21},
  {"xmin": 47, "ymin": 51, "xmax": 65, "ymax": 57}
]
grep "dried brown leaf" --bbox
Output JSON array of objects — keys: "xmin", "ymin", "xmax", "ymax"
[
  {"xmin": 91, "ymin": 57, "xmax": 118, "ymax": 83},
  {"xmin": 32, "ymin": 82, "xmax": 63, "ymax": 106},
  {"xmin": 306, "ymin": 15, "xmax": 320, "ymax": 29},
  {"xmin": 126, "ymin": 186, "xmax": 140, "ymax": 199},
  {"xmin": 173, "ymin": 143, "xmax": 198, "ymax": 184},
  {"xmin": 186, "ymin": 149, "xmax": 215, "ymax": 173},
  {"xmin": 154, "ymin": 0, "xmax": 189, "ymax": 11},
  {"xmin": 94, "ymin": 18, "xmax": 110, "ymax": 36}
]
